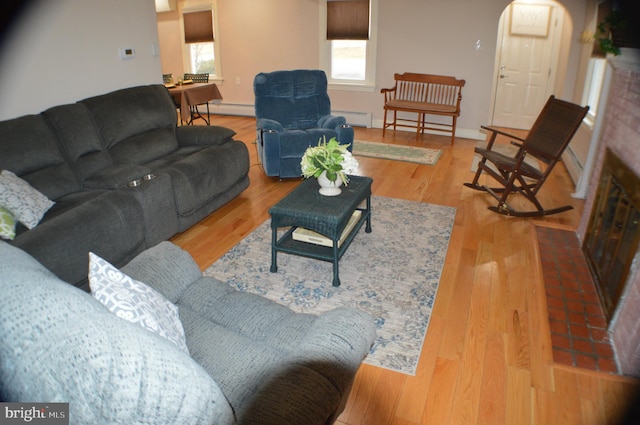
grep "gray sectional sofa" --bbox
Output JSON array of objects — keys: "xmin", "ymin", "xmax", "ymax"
[
  {"xmin": 0, "ymin": 84, "xmax": 377, "ymax": 424},
  {"xmin": 0, "ymin": 84, "xmax": 250, "ymax": 289},
  {"xmin": 0, "ymin": 239, "xmax": 377, "ymax": 425}
]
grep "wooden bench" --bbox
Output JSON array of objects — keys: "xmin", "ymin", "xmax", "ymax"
[{"xmin": 381, "ymin": 72, "xmax": 465, "ymax": 144}]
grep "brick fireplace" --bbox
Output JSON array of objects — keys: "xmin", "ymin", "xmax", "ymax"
[
  {"xmin": 577, "ymin": 54, "xmax": 640, "ymax": 377},
  {"xmin": 583, "ymin": 148, "xmax": 640, "ymax": 323}
]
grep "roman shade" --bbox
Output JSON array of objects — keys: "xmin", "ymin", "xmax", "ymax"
[
  {"xmin": 326, "ymin": 0, "xmax": 369, "ymax": 40},
  {"xmin": 184, "ymin": 10, "xmax": 214, "ymax": 44}
]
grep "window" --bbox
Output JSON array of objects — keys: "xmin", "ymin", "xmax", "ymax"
[
  {"xmin": 182, "ymin": 5, "xmax": 220, "ymax": 78},
  {"xmin": 581, "ymin": 58, "xmax": 606, "ymax": 124},
  {"xmin": 188, "ymin": 42, "xmax": 215, "ymax": 75},
  {"xmin": 331, "ymin": 40, "xmax": 367, "ymax": 80},
  {"xmin": 322, "ymin": 0, "xmax": 377, "ymax": 90}
]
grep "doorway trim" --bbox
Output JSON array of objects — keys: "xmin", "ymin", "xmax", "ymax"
[{"xmin": 489, "ymin": 0, "xmax": 572, "ymax": 129}]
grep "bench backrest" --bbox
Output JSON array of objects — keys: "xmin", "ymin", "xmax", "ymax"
[{"xmin": 391, "ymin": 72, "xmax": 465, "ymax": 109}]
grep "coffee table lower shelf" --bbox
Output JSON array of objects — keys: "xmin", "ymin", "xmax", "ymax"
[{"xmin": 270, "ymin": 207, "xmax": 370, "ymax": 287}]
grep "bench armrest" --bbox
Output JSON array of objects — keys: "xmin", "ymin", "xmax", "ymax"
[{"xmin": 380, "ymin": 86, "xmax": 396, "ymax": 103}]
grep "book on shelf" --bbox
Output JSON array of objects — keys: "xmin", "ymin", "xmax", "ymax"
[{"xmin": 292, "ymin": 210, "xmax": 362, "ymax": 248}]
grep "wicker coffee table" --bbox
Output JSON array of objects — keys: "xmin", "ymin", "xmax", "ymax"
[{"xmin": 269, "ymin": 175, "xmax": 373, "ymax": 286}]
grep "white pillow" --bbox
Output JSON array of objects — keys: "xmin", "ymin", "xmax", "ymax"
[
  {"xmin": 88, "ymin": 252, "xmax": 189, "ymax": 354},
  {"xmin": 0, "ymin": 170, "xmax": 55, "ymax": 229}
]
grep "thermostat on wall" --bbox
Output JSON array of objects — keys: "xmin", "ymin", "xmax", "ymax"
[{"xmin": 119, "ymin": 47, "xmax": 136, "ymax": 60}]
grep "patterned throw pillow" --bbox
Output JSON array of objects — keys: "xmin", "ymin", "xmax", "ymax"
[
  {"xmin": 0, "ymin": 206, "xmax": 16, "ymax": 240},
  {"xmin": 88, "ymin": 253, "xmax": 190, "ymax": 354},
  {"xmin": 0, "ymin": 170, "xmax": 55, "ymax": 229}
]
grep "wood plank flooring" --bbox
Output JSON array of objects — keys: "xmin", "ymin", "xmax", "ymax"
[{"xmin": 171, "ymin": 115, "xmax": 639, "ymax": 425}]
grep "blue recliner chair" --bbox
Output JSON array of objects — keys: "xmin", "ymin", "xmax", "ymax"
[{"xmin": 254, "ymin": 69, "xmax": 355, "ymax": 178}]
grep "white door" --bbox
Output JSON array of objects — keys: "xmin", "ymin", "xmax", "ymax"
[{"xmin": 491, "ymin": 1, "xmax": 563, "ymax": 129}]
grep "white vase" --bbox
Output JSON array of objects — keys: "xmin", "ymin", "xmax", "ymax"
[{"xmin": 317, "ymin": 171, "xmax": 343, "ymax": 196}]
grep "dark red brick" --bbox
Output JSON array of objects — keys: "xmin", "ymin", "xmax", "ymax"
[{"xmin": 570, "ymin": 324, "xmax": 591, "ymax": 339}]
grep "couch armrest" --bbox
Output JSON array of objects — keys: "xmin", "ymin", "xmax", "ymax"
[
  {"xmin": 176, "ymin": 125, "xmax": 237, "ymax": 147},
  {"xmin": 297, "ymin": 308, "xmax": 375, "ymax": 423},
  {"xmin": 289, "ymin": 307, "xmax": 376, "ymax": 387},
  {"xmin": 318, "ymin": 114, "xmax": 347, "ymax": 129},
  {"xmin": 256, "ymin": 118, "xmax": 284, "ymax": 132},
  {"xmin": 83, "ymin": 164, "xmax": 151, "ymax": 189},
  {"xmin": 241, "ymin": 306, "xmax": 376, "ymax": 424},
  {"xmin": 121, "ymin": 241, "xmax": 202, "ymax": 304}
]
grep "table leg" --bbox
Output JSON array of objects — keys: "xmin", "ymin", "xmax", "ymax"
[
  {"xmin": 365, "ymin": 195, "xmax": 372, "ymax": 233},
  {"xmin": 270, "ymin": 226, "xmax": 278, "ymax": 273},
  {"xmin": 332, "ymin": 241, "xmax": 340, "ymax": 287}
]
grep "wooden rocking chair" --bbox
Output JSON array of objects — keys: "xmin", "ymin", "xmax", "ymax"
[{"xmin": 464, "ymin": 96, "xmax": 589, "ymax": 217}]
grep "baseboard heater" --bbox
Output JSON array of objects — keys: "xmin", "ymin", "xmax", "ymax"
[
  {"xmin": 334, "ymin": 111, "xmax": 372, "ymax": 128},
  {"xmin": 206, "ymin": 103, "xmax": 372, "ymax": 128}
]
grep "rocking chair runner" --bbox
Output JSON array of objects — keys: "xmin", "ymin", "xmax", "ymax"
[{"xmin": 464, "ymin": 96, "xmax": 589, "ymax": 217}]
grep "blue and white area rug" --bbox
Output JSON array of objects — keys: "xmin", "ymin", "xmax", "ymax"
[{"xmin": 204, "ymin": 196, "xmax": 456, "ymax": 375}]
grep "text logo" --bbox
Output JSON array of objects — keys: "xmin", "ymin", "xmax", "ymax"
[{"xmin": 1, "ymin": 403, "xmax": 68, "ymax": 424}]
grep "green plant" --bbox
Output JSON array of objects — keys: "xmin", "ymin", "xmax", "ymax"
[
  {"xmin": 300, "ymin": 137, "xmax": 359, "ymax": 184},
  {"xmin": 597, "ymin": 10, "xmax": 626, "ymax": 56}
]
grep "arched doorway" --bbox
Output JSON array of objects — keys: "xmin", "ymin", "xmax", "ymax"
[{"xmin": 490, "ymin": 0, "xmax": 572, "ymax": 129}]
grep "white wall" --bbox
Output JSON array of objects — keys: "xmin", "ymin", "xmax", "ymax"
[
  {"xmin": 0, "ymin": 0, "xmax": 587, "ymax": 136},
  {"xmin": 157, "ymin": 0, "xmax": 587, "ymax": 137},
  {"xmin": 0, "ymin": 0, "xmax": 162, "ymax": 120}
]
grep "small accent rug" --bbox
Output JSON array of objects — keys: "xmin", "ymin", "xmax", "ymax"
[
  {"xmin": 204, "ymin": 196, "xmax": 456, "ymax": 375},
  {"xmin": 353, "ymin": 140, "xmax": 442, "ymax": 165},
  {"xmin": 471, "ymin": 141, "xmax": 541, "ymax": 173}
]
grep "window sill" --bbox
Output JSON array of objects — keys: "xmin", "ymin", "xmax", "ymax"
[
  {"xmin": 328, "ymin": 82, "xmax": 377, "ymax": 93},
  {"xmin": 582, "ymin": 114, "xmax": 596, "ymax": 130}
]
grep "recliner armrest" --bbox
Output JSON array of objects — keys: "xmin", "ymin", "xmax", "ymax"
[
  {"xmin": 256, "ymin": 118, "xmax": 284, "ymax": 132},
  {"xmin": 318, "ymin": 114, "xmax": 346, "ymax": 129}
]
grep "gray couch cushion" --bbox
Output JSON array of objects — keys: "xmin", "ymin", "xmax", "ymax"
[
  {"xmin": 43, "ymin": 103, "xmax": 113, "ymax": 182},
  {"xmin": 80, "ymin": 85, "xmax": 181, "ymax": 167},
  {"xmin": 0, "ymin": 242, "xmax": 235, "ymax": 425},
  {"xmin": 12, "ymin": 190, "xmax": 147, "ymax": 288},
  {"xmin": 109, "ymin": 127, "xmax": 179, "ymax": 164},
  {"xmin": 0, "ymin": 114, "xmax": 81, "ymax": 200},
  {"xmin": 155, "ymin": 142, "xmax": 251, "ymax": 217}
]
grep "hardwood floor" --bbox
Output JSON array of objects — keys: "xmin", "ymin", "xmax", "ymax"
[{"xmin": 172, "ymin": 115, "xmax": 639, "ymax": 425}]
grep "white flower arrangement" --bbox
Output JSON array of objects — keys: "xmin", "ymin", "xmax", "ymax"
[{"xmin": 300, "ymin": 137, "xmax": 359, "ymax": 185}]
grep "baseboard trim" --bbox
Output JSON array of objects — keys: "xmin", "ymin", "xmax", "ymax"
[{"xmin": 206, "ymin": 102, "xmax": 484, "ymax": 140}]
